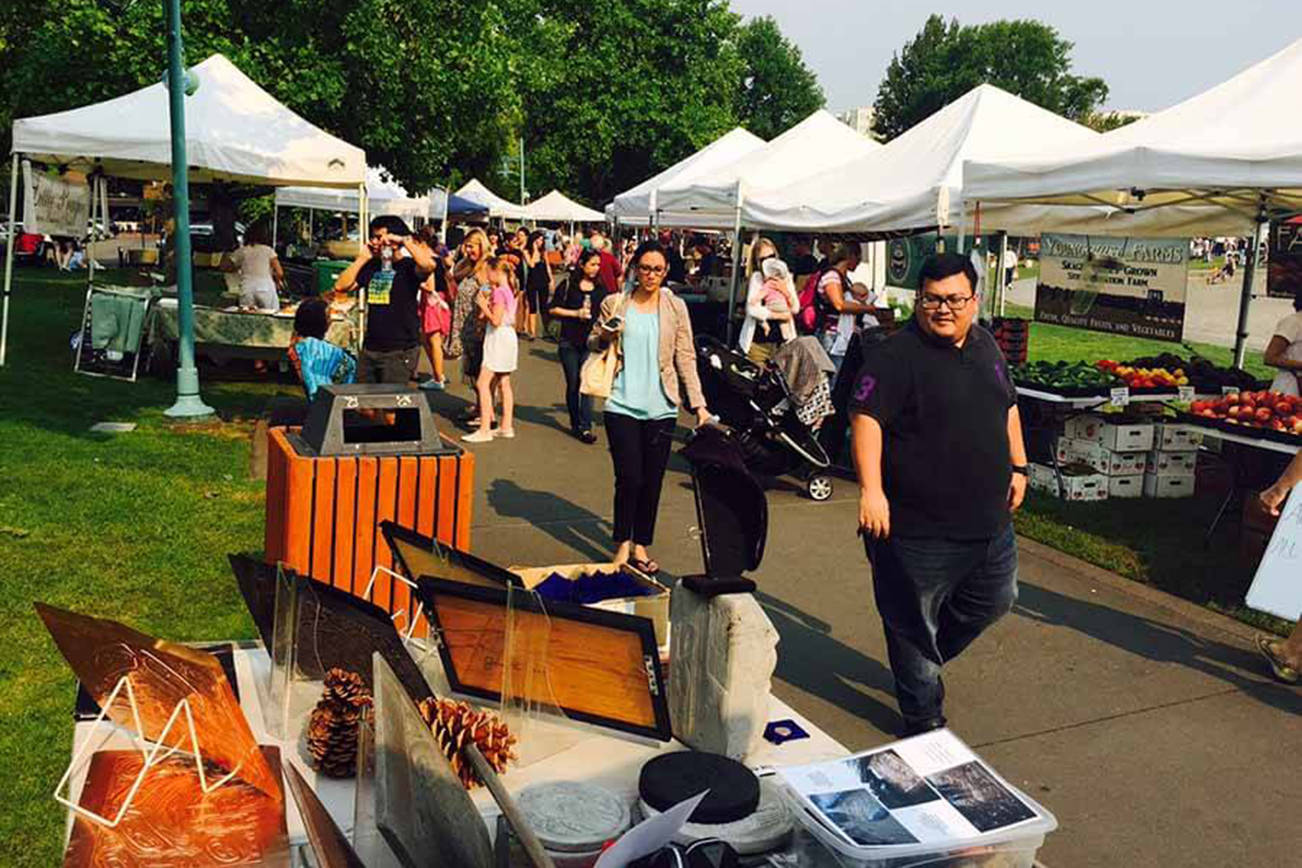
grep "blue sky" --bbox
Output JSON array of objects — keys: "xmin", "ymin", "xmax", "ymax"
[{"xmin": 730, "ymin": 0, "xmax": 1299, "ymax": 113}]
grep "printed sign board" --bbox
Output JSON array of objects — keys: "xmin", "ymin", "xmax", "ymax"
[
  {"xmin": 1035, "ymin": 234, "xmax": 1189, "ymax": 342},
  {"xmin": 1266, "ymin": 217, "xmax": 1302, "ymax": 300},
  {"xmin": 23, "ymin": 164, "xmax": 91, "ymax": 237},
  {"xmin": 1246, "ymin": 487, "xmax": 1302, "ymax": 621}
]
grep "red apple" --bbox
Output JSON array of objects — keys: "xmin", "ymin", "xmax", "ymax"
[
  {"xmin": 1255, "ymin": 407, "xmax": 1273, "ymax": 423},
  {"xmin": 1225, "ymin": 392, "xmax": 1241, "ymax": 404},
  {"xmin": 1270, "ymin": 419, "xmax": 1286, "ymax": 431},
  {"xmin": 1228, "ymin": 405, "xmax": 1243, "ymax": 419}
]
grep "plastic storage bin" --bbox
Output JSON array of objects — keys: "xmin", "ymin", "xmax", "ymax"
[{"xmin": 777, "ymin": 778, "xmax": 1056, "ymax": 868}]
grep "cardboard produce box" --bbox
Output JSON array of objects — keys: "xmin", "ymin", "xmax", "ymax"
[
  {"xmin": 1056, "ymin": 437, "xmax": 1146, "ymax": 476},
  {"xmin": 509, "ymin": 562, "xmax": 669, "ymax": 648},
  {"xmin": 1030, "ymin": 463, "xmax": 1108, "ymax": 501},
  {"xmin": 1063, "ymin": 415, "xmax": 1155, "ymax": 452},
  {"xmin": 1143, "ymin": 471, "xmax": 1195, "ymax": 498},
  {"xmin": 1108, "ymin": 475, "xmax": 1144, "ymax": 499},
  {"xmin": 1146, "ymin": 450, "xmax": 1198, "ymax": 477},
  {"xmin": 1155, "ymin": 422, "xmax": 1203, "ymax": 452}
]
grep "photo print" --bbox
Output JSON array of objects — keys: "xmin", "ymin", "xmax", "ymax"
[
  {"xmin": 847, "ymin": 749, "xmax": 940, "ymax": 809},
  {"xmin": 808, "ymin": 789, "xmax": 918, "ymax": 846},
  {"xmin": 926, "ymin": 761, "xmax": 1037, "ymax": 833}
]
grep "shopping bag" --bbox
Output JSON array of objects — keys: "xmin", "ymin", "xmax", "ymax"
[{"xmin": 580, "ymin": 340, "xmax": 619, "ymax": 398}]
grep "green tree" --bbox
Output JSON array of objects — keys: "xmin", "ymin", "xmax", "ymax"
[
  {"xmin": 733, "ymin": 16, "xmax": 825, "ymax": 140},
  {"xmin": 0, "ymin": 0, "xmax": 518, "ymax": 194},
  {"xmin": 1083, "ymin": 111, "xmax": 1142, "ymax": 133},
  {"xmin": 872, "ymin": 14, "xmax": 1108, "ymax": 141},
  {"xmin": 506, "ymin": 0, "xmax": 745, "ymax": 205}
]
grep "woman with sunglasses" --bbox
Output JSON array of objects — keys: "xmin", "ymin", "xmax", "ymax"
[{"xmin": 589, "ymin": 240, "xmax": 711, "ymax": 575}]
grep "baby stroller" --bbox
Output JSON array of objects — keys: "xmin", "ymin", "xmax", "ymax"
[{"xmin": 695, "ymin": 335, "xmax": 834, "ymax": 501}]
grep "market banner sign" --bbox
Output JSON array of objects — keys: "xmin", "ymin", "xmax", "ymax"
[
  {"xmin": 1035, "ymin": 234, "xmax": 1188, "ymax": 342},
  {"xmin": 1266, "ymin": 217, "xmax": 1302, "ymax": 300},
  {"xmin": 22, "ymin": 163, "xmax": 90, "ymax": 237},
  {"xmin": 886, "ymin": 232, "xmax": 1000, "ymax": 290}
]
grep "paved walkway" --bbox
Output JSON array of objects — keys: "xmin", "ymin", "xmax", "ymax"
[{"xmin": 427, "ymin": 343, "xmax": 1300, "ymax": 867}]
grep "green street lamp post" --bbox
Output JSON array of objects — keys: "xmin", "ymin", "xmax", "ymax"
[{"xmin": 163, "ymin": 0, "xmax": 213, "ymax": 418}]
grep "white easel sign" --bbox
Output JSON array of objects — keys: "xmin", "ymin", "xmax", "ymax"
[
  {"xmin": 1246, "ymin": 487, "xmax": 1302, "ymax": 621},
  {"xmin": 22, "ymin": 162, "xmax": 91, "ymax": 237}
]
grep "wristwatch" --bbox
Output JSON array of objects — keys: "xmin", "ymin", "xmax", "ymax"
[{"xmin": 1010, "ymin": 465, "xmax": 1029, "ymax": 476}]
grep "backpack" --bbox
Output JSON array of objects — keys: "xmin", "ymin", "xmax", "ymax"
[{"xmin": 796, "ymin": 268, "xmax": 830, "ymax": 334}]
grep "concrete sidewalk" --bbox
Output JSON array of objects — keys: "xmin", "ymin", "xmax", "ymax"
[{"xmin": 430, "ymin": 341, "xmax": 1300, "ymax": 867}]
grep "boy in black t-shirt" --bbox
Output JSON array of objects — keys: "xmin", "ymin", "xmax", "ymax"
[{"xmin": 333, "ymin": 215, "xmax": 436, "ymax": 384}]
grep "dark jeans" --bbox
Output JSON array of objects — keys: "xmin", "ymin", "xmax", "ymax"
[
  {"xmin": 604, "ymin": 412, "xmax": 676, "ymax": 546},
  {"xmin": 866, "ymin": 525, "xmax": 1018, "ymax": 726},
  {"xmin": 558, "ymin": 342, "xmax": 592, "ymax": 433},
  {"xmin": 357, "ymin": 346, "xmax": 419, "ymax": 384}
]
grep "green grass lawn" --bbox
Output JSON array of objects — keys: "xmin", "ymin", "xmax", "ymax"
[
  {"xmin": 0, "ymin": 266, "xmax": 1291, "ymax": 865},
  {"xmin": 0, "ymin": 267, "xmax": 299, "ymax": 865}
]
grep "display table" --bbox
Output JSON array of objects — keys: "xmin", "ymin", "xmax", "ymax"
[
  {"xmin": 148, "ymin": 299, "xmax": 359, "ymax": 360},
  {"xmin": 64, "ymin": 643, "xmax": 849, "ymax": 856}
]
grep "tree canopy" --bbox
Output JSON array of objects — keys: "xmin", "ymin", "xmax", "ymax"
[
  {"xmin": 872, "ymin": 15, "xmax": 1109, "ymax": 141},
  {"xmin": 0, "ymin": 0, "xmax": 825, "ymax": 206}
]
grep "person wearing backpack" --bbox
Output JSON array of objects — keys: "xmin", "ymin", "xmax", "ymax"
[
  {"xmin": 815, "ymin": 243, "xmax": 876, "ymax": 375},
  {"xmin": 738, "ymin": 237, "xmax": 799, "ymax": 364}
]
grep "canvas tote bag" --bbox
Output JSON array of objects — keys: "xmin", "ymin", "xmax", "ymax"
[{"xmin": 580, "ymin": 294, "xmax": 629, "ymax": 398}]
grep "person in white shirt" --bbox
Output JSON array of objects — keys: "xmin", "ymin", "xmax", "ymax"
[
  {"xmin": 221, "ymin": 223, "xmax": 285, "ymax": 311},
  {"xmin": 1264, "ymin": 292, "xmax": 1302, "ymax": 396},
  {"xmin": 737, "ymin": 237, "xmax": 799, "ymax": 363}
]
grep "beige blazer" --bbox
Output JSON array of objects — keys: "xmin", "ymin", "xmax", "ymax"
[{"xmin": 588, "ymin": 288, "xmax": 706, "ymax": 411}]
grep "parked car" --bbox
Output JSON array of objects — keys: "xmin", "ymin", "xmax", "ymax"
[{"xmin": 188, "ymin": 219, "xmax": 245, "ymax": 253}]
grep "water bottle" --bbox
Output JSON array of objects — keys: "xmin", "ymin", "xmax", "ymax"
[
  {"xmin": 581, "ymin": 293, "xmax": 591, "ymax": 319},
  {"xmin": 380, "ymin": 243, "xmax": 394, "ymax": 272}
]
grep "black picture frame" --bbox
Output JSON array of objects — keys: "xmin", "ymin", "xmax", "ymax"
[
  {"xmin": 415, "ymin": 576, "xmax": 672, "ymax": 742},
  {"xmin": 381, "ymin": 521, "xmax": 523, "ymax": 591}
]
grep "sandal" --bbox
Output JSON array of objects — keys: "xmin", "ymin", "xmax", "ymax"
[
  {"xmin": 1256, "ymin": 634, "xmax": 1299, "ymax": 684},
  {"xmin": 629, "ymin": 557, "xmax": 660, "ymax": 576}
]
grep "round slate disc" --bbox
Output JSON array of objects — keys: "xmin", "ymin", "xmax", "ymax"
[
  {"xmin": 638, "ymin": 752, "xmax": 760, "ymax": 824},
  {"xmin": 516, "ymin": 781, "xmax": 631, "ymax": 853},
  {"xmin": 637, "ymin": 777, "xmax": 794, "ymax": 855}
]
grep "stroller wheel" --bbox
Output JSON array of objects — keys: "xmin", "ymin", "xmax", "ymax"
[{"xmin": 806, "ymin": 474, "xmax": 834, "ymax": 502}]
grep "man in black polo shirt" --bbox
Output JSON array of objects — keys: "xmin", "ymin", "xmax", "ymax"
[
  {"xmin": 850, "ymin": 252, "xmax": 1028, "ymax": 736},
  {"xmin": 333, "ymin": 215, "xmax": 435, "ymax": 384}
]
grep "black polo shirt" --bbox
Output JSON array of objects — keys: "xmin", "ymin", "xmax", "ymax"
[
  {"xmin": 849, "ymin": 319, "xmax": 1017, "ymax": 539},
  {"xmin": 357, "ymin": 258, "xmax": 423, "ymax": 352}
]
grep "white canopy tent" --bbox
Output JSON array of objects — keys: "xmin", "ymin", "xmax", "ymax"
[
  {"xmin": 275, "ymin": 166, "xmax": 428, "ymax": 222},
  {"xmin": 653, "ymin": 110, "xmax": 881, "ymax": 229},
  {"xmin": 455, "ymin": 178, "xmax": 529, "ymax": 221},
  {"xmin": 3, "ymin": 53, "xmax": 367, "ymax": 365},
  {"xmin": 963, "ymin": 37, "xmax": 1302, "ymax": 363},
  {"xmin": 605, "ymin": 127, "xmax": 765, "ymax": 227},
  {"xmin": 523, "ymin": 189, "xmax": 605, "ymax": 223},
  {"xmin": 740, "ymin": 85, "xmax": 1099, "ymax": 235}
]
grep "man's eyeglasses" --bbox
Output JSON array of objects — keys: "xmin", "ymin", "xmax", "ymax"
[
  {"xmin": 918, "ymin": 293, "xmax": 974, "ymax": 311},
  {"xmin": 637, "ymin": 264, "xmax": 667, "ymax": 275}
]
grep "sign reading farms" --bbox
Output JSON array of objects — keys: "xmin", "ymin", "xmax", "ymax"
[
  {"xmin": 22, "ymin": 163, "xmax": 91, "ymax": 237},
  {"xmin": 1035, "ymin": 234, "xmax": 1189, "ymax": 342},
  {"xmin": 1267, "ymin": 218, "xmax": 1302, "ymax": 300}
]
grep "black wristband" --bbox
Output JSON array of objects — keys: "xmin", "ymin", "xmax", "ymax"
[{"xmin": 1010, "ymin": 465, "xmax": 1029, "ymax": 476}]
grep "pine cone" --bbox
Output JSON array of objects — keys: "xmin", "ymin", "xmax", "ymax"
[
  {"xmin": 322, "ymin": 667, "xmax": 373, "ymax": 709},
  {"xmin": 417, "ymin": 697, "xmax": 517, "ymax": 790},
  {"xmin": 306, "ymin": 670, "xmax": 373, "ymax": 779}
]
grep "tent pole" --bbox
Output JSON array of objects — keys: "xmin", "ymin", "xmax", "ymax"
[
  {"xmin": 1, "ymin": 153, "xmax": 18, "ymax": 367},
  {"xmin": 162, "ymin": 0, "xmax": 212, "ymax": 418},
  {"xmin": 87, "ymin": 175, "xmax": 98, "ymax": 288},
  {"xmin": 308, "ymin": 209, "xmax": 313, "ymax": 247},
  {"xmin": 440, "ymin": 185, "xmax": 449, "ymax": 246},
  {"xmin": 1232, "ymin": 214, "xmax": 1267, "ymax": 369},
  {"xmin": 271, "ymin": 204, "xmax": 279, "ymax": 249},
  {"xmin": 996, "ymin": 231, "xmax": 1009, "ymax": 318},
  {"xmin": 725, "ymin": 181, "xmax": 744, "ymax": 345}
]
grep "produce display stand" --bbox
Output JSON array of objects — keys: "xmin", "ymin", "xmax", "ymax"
[
  {"xmin": 1174, "ymin": 419, "xmax": 1299, "ymax": 542},
  {"xmin": 62, "ymin": 642, "xmax": 849, "ymax": 858}
]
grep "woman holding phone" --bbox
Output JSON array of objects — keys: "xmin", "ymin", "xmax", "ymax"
[{"xmin": 589, "ymin": 240, "xmax": 711, "ymax": 574}]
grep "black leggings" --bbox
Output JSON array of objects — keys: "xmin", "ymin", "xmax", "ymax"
[{"xmin": 604, "ymin": 412, "xmax": 676, "ymax": 546}]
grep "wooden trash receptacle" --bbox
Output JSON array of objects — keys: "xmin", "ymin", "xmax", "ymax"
[{"xmin": 264, "ymin": 426, "xmax": 473, "ymax": 628}]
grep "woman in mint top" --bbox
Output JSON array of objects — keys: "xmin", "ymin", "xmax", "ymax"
[{"xmin": 590, "ymin": 240, "xmax": 711, "ymax": 574}]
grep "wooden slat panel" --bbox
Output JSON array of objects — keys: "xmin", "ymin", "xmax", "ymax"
[
  {"xmin": 390, "ymin": 457, "xmax": 419, "ymax": 629},
  {"xmin": 283, "ymin": 449, "xmax": 315, "ymax": 577},
  {"xmin": 372, "ymin": 460, "xmax": 399, "ymax": 614},
  {"xmin": 263, "ymin": 428, "xmax": 289, "ymax": 563},
  {"xmin": 310, "ymin": 459, "xmax": 337, "ymax": 585},
  {"xmin": 353, "ymin": 457, "xmax": 379, "ymax": 602},
  {"xmin": 332, "ymin": 458, "xmax": 358, "ymax": 594}
]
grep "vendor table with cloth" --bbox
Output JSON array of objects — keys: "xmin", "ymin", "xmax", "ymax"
[
  {"xmin": 64, "ymin": 643, "xmax": 849, "ymax": 862},
  {"xmin": 149, "ymin": 299, "xmax": 358, "ymax": 361}
]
